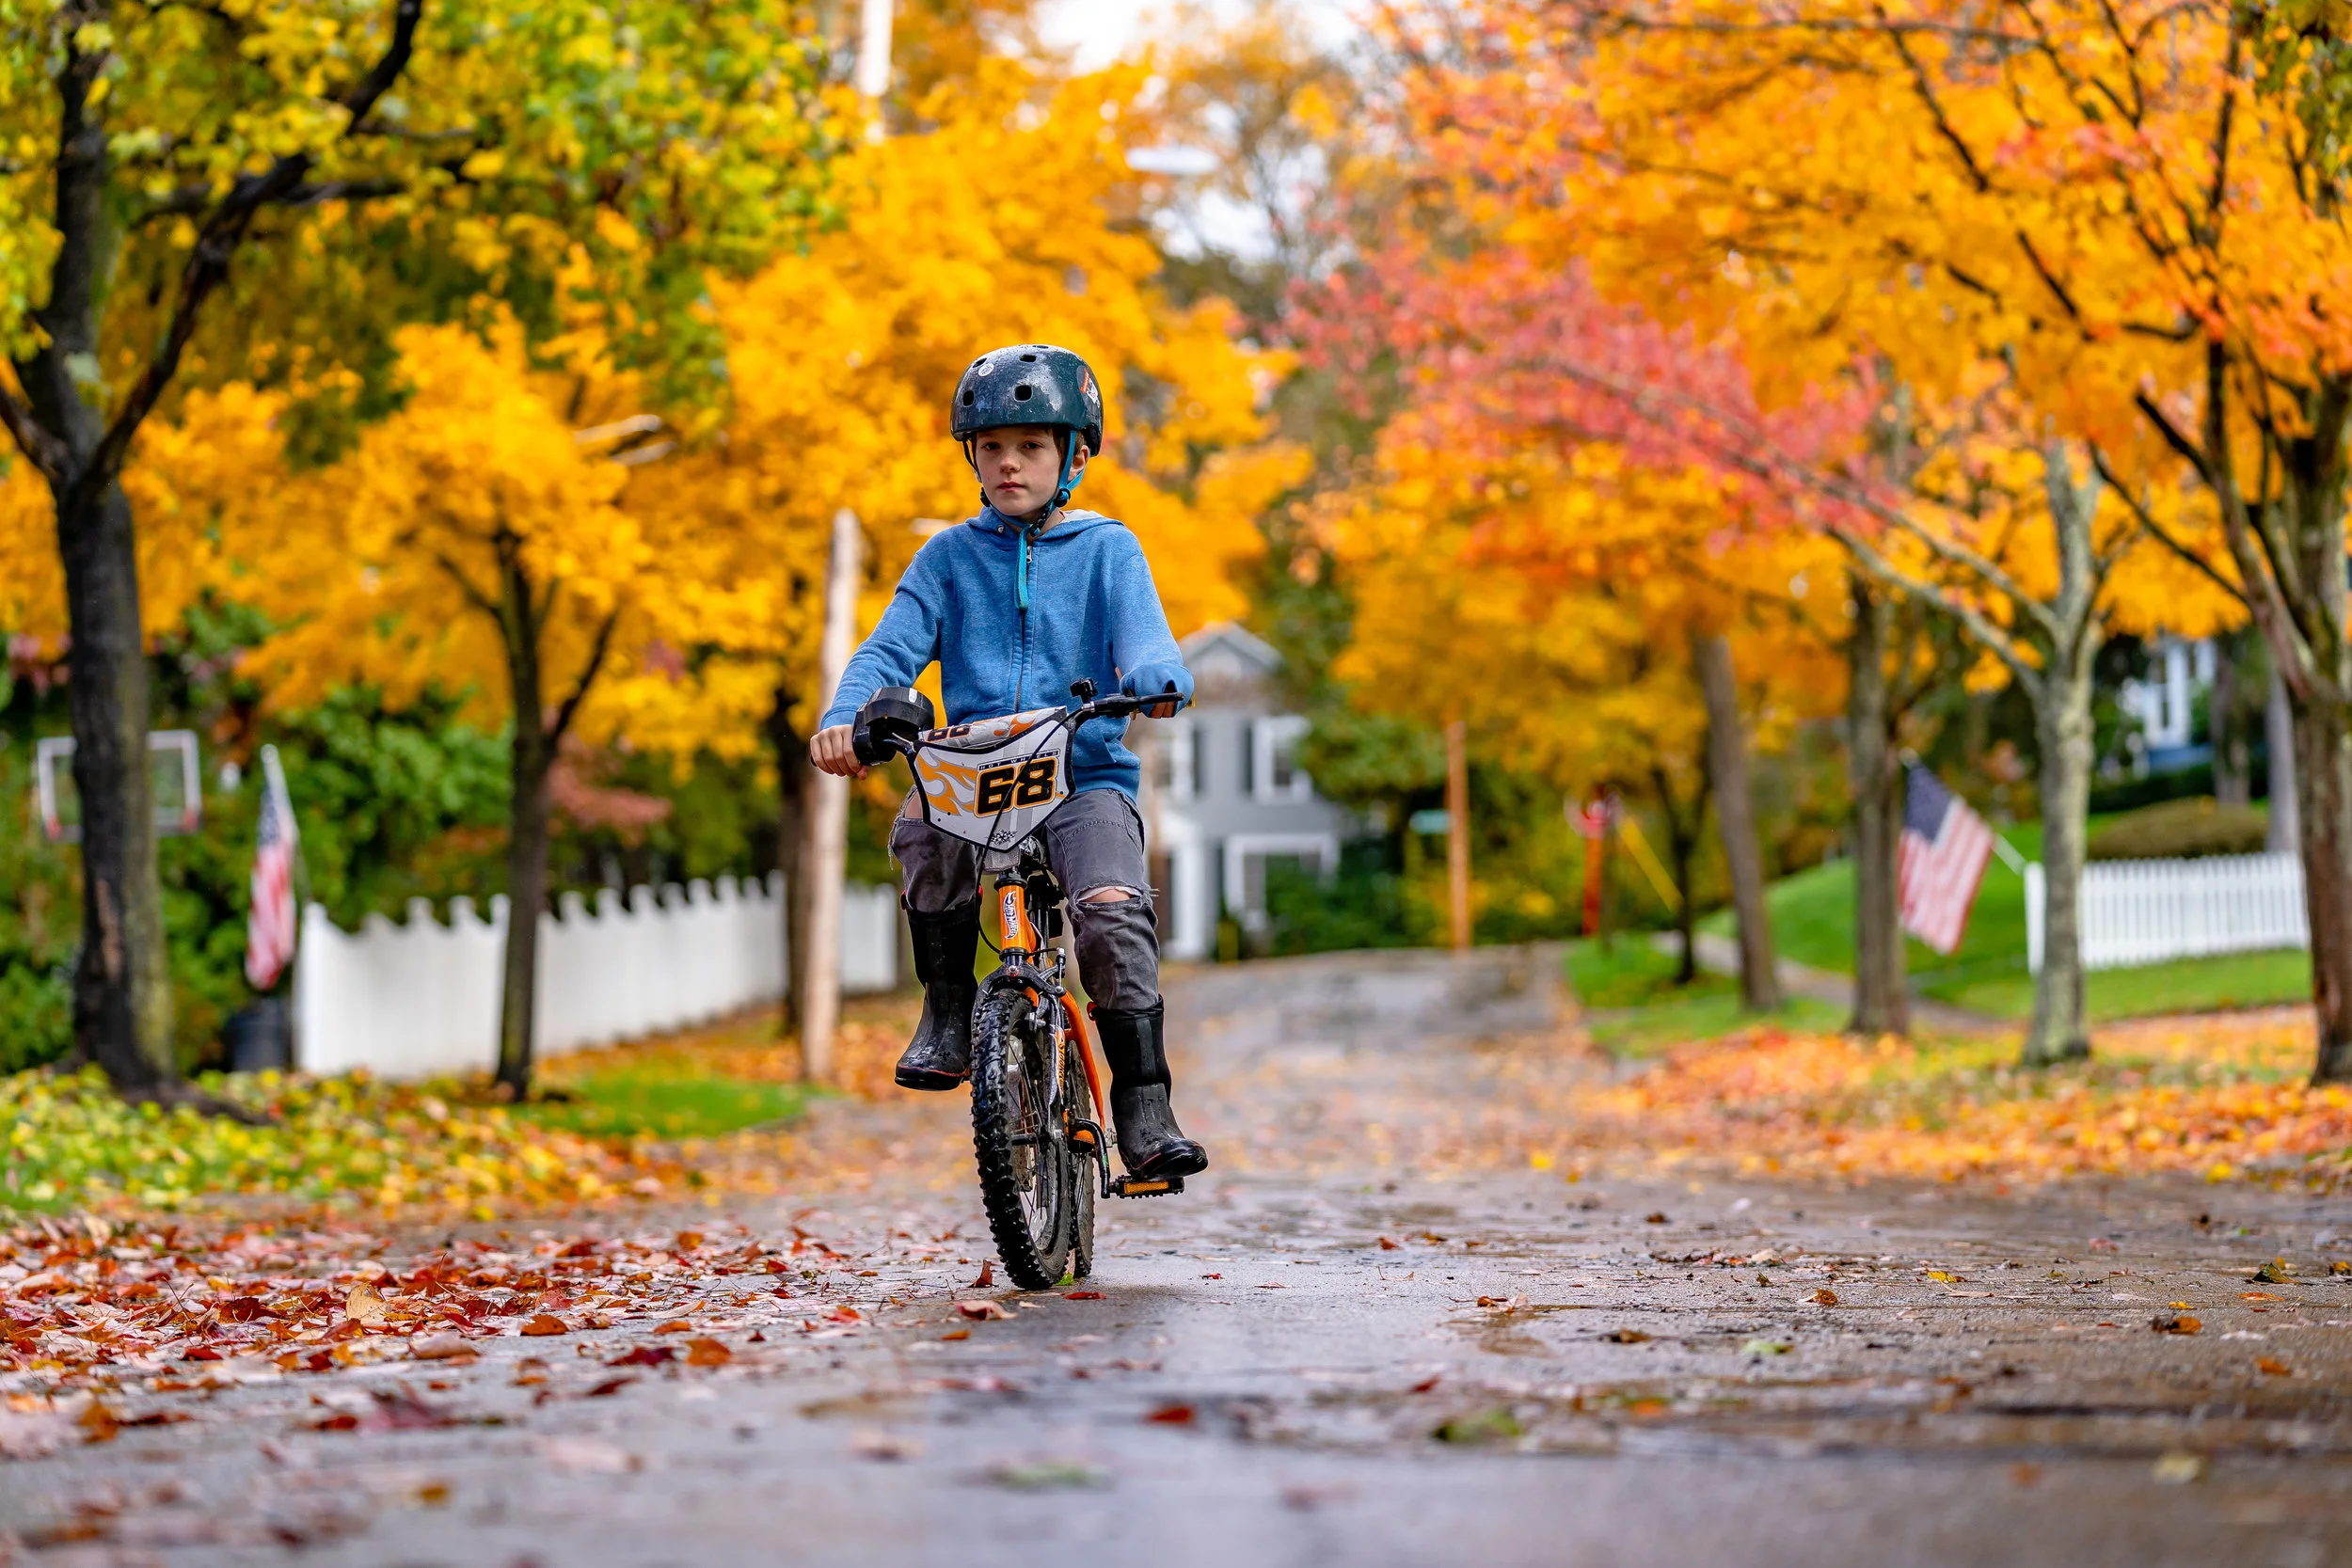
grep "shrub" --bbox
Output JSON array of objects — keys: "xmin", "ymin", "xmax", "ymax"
[{"xmin": 2087, "ymin": 798, "xmax": 2268, "ymax": 862}]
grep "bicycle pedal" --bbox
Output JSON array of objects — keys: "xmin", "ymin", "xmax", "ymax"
[{"xmin": 1109, "ymin": 1176, "xmax": 1184, "ymax": 1198}]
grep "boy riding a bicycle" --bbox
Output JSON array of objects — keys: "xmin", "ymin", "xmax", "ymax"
[{"xmin": 810, "ymin": 344, "xmax": 1210, "ymax": 1185}]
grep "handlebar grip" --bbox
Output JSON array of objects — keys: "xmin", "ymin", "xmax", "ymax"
[{"xmin": 852, "ymin": 687, "xmax": 937, "ymax": 764}]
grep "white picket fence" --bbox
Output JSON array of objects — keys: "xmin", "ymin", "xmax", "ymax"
[
  {"xmin": 294, "ymin": 874, "xmax": 901, "ymax": 1080},
  {"xmin": 2025, "ymin": 853, "xmax": 2308, "ymax": 973}
]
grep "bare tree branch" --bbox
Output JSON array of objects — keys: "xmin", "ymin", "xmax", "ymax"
[
  {"xmin": 0, "ymin": 383, "xmax": 69, "ymax": 483},
  {"xmin": 548, "ymin": 610, "xmax": 622, "ymax": 746}
]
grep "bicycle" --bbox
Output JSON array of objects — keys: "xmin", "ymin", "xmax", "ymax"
[{"xmin": 853, "ymin": 679, "xmax": 1180, "ymax": 1291}]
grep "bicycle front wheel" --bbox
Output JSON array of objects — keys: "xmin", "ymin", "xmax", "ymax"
[{"xmin": 970, "ymin": 988, "xmax": 1071, "ymax": 1290}]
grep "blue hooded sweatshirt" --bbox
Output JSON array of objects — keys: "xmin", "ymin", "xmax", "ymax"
[{"xmin": 818, "ymin": 507, "xmax": 1195, "ymax": 800}]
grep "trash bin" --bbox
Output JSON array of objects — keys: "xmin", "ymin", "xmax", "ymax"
[{"xmin": 222, "ymin": 999, "xmax": 292, "ymax": 1073}]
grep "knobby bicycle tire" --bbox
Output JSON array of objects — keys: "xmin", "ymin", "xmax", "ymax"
[
  {"xmin": 1064, "ymin": 1018, "xmax": 1096, "ymax": 1281},
  {"xmin": 970, "ymin": 987, "xmax": 1070, "ymax": 1290}
]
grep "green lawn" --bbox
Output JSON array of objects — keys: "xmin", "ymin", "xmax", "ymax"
[
  {"xmin": 1565, "ymin": 935, "xmax": 1734, "ymax": 1008},
  {"xmin": 514, "ymin": 1069, "xmax": 806, "ymax": 1141},
  {"xmin": 1565, "ymin": 938, "xmax": 1845, "ymax": 1055},
  {"xmin": 1698, "ymin": 818, "xmax": 2315, "ymax": 1022},
  {"xmin": 1932, "ymin": 946, "xmax": 2314, "ymax": 1022}
]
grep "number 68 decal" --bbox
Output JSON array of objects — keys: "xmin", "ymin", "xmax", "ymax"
[{"xmin": 976, "ymin": 756, "xmax": 1058, "ymax": 814}]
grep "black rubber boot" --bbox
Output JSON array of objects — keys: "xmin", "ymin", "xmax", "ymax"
[
  {"xmin": 1091, "ymin": 999, "xmax": 1208, "ymax": 1180},
  {"xmin": 895, "ymin": 902, "xmax": 980, "ymax": 1090}
]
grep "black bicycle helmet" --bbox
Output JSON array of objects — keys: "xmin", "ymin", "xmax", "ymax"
[{"xmin": 950, "ymin": 343, "xmax": 1104, "ymax": 459}]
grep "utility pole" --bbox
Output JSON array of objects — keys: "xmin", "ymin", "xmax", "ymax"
[
  {"xmin": 803, "ymin": 510, "xmax": 862, "ymax": 1082},
  {"xmin": 1445, "ymin": 715, "xmax": 1471, "ymax": 951}
]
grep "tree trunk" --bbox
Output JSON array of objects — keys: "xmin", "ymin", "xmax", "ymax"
[
  {"xmin": 768, "ymin": 683, "xmax": 811, "ymax": 1041},
  {"xmin": 1652, "ymin": 770, "xmax": 1700, "ymax": 986},
  {"xmin": 2023, "ymin": 646, "xmax": 2095, "ymax": 1065},
  {"xmin": 1693, "ymin": 631, "xmax": 1782, "ymax": 1011},
  {"xmin": 489, "ymin": 552, "xmax": 558, "ymax": 1099},
  {"xmin": 2294, "ymin": 690, "xmax": 2352, "ymax": 1081},
  {"xmin": 56, "ymin": 481, "xmax": 176, "ymax": 1090},
  {"xmin": 496, "ymin": 719, "xmax": 554, "ymax": 1096},
  {"xmin": 1845, "ymin": 573, "xmax": 1909, "ymax": 1037},
  {"xmin": 15, "ymin": 33, "xmax": 180, "ymax": 1097}
]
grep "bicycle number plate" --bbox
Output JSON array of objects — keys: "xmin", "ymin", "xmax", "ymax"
[{"xmin": 908, "ymin": 707, "xmax": 1073, "ymax": 849}]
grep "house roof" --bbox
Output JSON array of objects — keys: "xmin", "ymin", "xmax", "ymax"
[{"xmin": 1180, "ymin": 621, "xmax": 1282, "ymax": 676}]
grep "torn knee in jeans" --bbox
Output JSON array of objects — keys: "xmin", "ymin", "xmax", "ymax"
[{"xmin": 1077, "ymin": 884, "xmax": 1149, "ymax": 905}]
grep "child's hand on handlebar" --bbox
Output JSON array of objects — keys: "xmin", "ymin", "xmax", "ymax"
[
  {"xmin": 810, "ymin": 724, "xmax": 868, "ymax": 779},
  {"xmin": 1147, "ymin": 699, "xmax": 1179, "ymax": 719}
]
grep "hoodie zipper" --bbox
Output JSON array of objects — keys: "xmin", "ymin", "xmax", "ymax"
[{"xmin": 1013, "ymin": 522, "xmax": 1033, "ymax": 711}]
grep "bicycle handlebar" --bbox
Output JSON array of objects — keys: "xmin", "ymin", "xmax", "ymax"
[{"xmin": 851, "ymin": 686, "xmax": 1166, "ymax": 766}]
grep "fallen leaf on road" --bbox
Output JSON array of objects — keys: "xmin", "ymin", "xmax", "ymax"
[
  {"xmin": 1813, "ymin": 1289, "xmax": 1838, "ymax": 1307},
  {"xmin": 988, "ymin": 1461, "xmax": 1104, "ymax": 1490},
  {"xmin": 1257, "ymin": 1283, "xmax": 1287, "ymax": 1291},
  {"xmin": 1377, "ymin": 1237, "xmax": 1401, "ymax": 1250},
  {"xmin": 1409, "ymin": 1375, "xmax": 1441, "ymax": 1393},
  {"xmin": 956, "ymin": 1300, "xmax": 1009, "ymax": 1321},
  {"xmin": 969, "ymin": 1261, "xmax": 995, "ymax": 1289},
  {"xmin": 851, "ymin": 1429, "xmax": 921, "ymax": 1461},
  {"xmin": 1064, "ymin": 1291, "xmax": 1105, "ymax": 1301},
  {"xmin": 1476, "ymin": 1294, "xmax": 1526, "ymax": 1313},
  {"xmin": 585, "ymin": 1377, "xmax": 635, "ymax": 1397},
  {"xmin": 541, "ymin": 1437, "xmax": 638, "ymax": 1474},
  {"xmin": 409, "ymin": 1334, "xmax": 474, "ymax": 1362},
  {"xmin": 606, "ymin": 1346, "xmax": 675, "ymax": 1368},
  {"xmin": 1434, "ymin": 1407, "xmax": 1523, "ymax": 1444},
  {"xmin": 2152, "ymin": 1314, "xmax": 2202, "ymax": 1335},
  {"xmin": 683, "ymin": 1338, "xmax": 731, "ymax": 1368},
  {"xmin": 2151, "ymin": 1451, "xmax": 2207, "ymax": 1485},
  {"xmin": 1201, "ymin": 1273, "xmax": 1221, "ymax": 1279},
  {"xmin": 1740, "ymin": 1339, "xmax": 1792, "ymax": 1356},
  {"xmin": 518, "ymin": 1314, "xmax": 568, "ymax": 1338},
  {"xmin": 1145, "ymin": 1403, "xmax": 1196, "ymax": 1424},
  {"xmin": 344, "ymin": 1284, "xmax": 390, "ymax": 1325},
  {"xmin": 0, "ymin": 1409, "xmax": 75, "ymax": 1459},
  {"xmin": 2240, "ymin": 1291, "xmax": 2280, "ymax": 1301},
  {"xmin": 940, "ymin": 1330, "xmax": 971, "ymax": 1341},
  {"xmin": 2253, "ymin": 1258, "xmax": 2294, "ymax": 1284},
  {"xmin": 1602, "ymin": 1329, "xmax": 1652, "ymax": 1344},
  {"xmin": 1926, "ymin": 1271, "xmax": 1962, "ymax": 1283},
  {"xmin": 2258, "ymin": 1357, "xmax": 2293, "ymax": 1377},
  {"xmin": 1645, "ymin": 1213, "xmax": 1669, "ymax": 1225},
  {"xmin": 652, "ymin": 1320, "xmax": 694, "ymax": 1334}
]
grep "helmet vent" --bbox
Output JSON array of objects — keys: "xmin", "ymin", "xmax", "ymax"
[
  {"xmin": 1019, "ymin": 352, "xmax": 1039, "ymax": 362},
  {"xmin": 961, "ymin": 389, "xmax": 975, "ymax": 405},
  {"xmin": 1014, "ymin": 384, "xmax": 1034, "ymax": 401}
]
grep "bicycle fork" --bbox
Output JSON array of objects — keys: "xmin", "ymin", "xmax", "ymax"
[{"xmin": 994, "ymin": 873, "xmax": 1184, "ymax": 1201}]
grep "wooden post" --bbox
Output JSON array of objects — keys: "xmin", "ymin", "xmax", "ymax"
[
  {"xmin": 1445, "ymin": 716, "xmax": 1470, "ymax": 951},
  {"xmin": 801, "ymin": 509, "xmax": 861, "ymax": 1082}
]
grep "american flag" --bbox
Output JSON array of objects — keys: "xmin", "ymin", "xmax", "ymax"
[
  {"xmin": 245, "ymin": 745, "xmax": 300, "ymax": 990},
  {"xmin": 1899, "ymin": 765, "xmax": 1995, "ymax": 955}
]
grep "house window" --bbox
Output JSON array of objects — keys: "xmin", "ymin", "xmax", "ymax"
[
  {"xmin": 1152, "ymin": 721, "xmax": 1195, "ymax": 803},
  {"xmin": 1250, "ymin": 716, "xmax": 1312, "ymax": 802}
]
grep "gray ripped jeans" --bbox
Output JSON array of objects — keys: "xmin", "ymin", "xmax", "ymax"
[{"xmin": 891, "ymin": 788, "xmax": 1160, "ymax": 1010}]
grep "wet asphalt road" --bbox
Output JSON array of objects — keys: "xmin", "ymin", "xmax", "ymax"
[{"xmin": 7, "ymin": 947, "xmax": 2352, "ymax": 1566}]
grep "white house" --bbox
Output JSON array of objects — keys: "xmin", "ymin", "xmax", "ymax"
[
  {"xmin": 2118, "ymin": 635, "xmax": 2217, "ymax": 768},
  {"xmin": 1132, "ymin": 623, "xmax": 1362, "ymax": 960}
]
